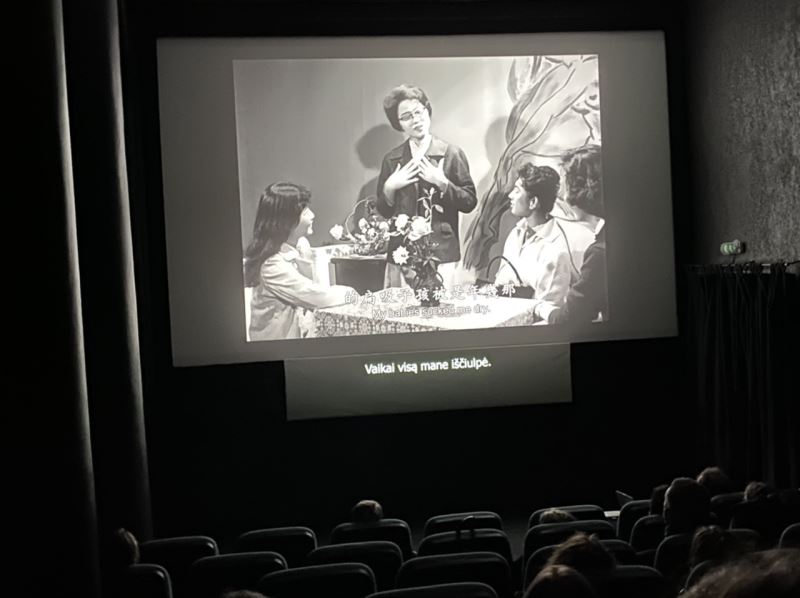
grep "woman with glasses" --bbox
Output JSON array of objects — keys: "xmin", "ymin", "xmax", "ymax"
[{"xmin": 375, "ymin": 84, "xmax": 477, "ymax": 288}]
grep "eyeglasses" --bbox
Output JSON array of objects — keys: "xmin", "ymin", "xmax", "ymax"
[{"xmin": 398, "ymin": 108, "xmax": 427, "ymax": 123}]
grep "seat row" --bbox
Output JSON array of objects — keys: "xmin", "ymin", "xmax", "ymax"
[{"xmin": 126, "ymin": 549, "xmax": 670, "ymax": 598}]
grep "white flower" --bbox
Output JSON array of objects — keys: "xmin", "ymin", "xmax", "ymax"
[
  {"xmin": 358, "ymin": 218, "xmax": 368, "ymax": 232},
  {"xmin": 408, "ymin": 216, "xmax": 432, "ymax": 241},
  {"xmin": 395, "ymin": 214, "xmax": 409, "ymax": 231},
  {"xmin": 329, "ymin": 224, "xmax": 344, "ymax": 240},
  {"xmin": 378, "ymin": 221, "xmax": 390, "ymax": 231},
  {"xmin": 392, "ymin": 246, "xmax": 410, "ymax": 265}
]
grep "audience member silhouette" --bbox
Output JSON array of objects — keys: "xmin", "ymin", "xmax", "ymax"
[
  {"xmin": 689, "ymin": 525, "xmax": 745, "ymax": 570},
  {"xmin": 109, "ymin": 527, "xmax": 140, "ymax": 570},
  {"xmin": 743, "ymin": 481, "xmax": 772, "ymax": 502},
  {"xmin": 539, "ymin": 508, "xmax": 578, "ymax": 524},
  {"xmin": 682, "ymin": 549, "xmax": 800, "ymax": 598},
  {"xmin": 664, "ymin": 477, "xmax": 711, "ymax": 535},
  {"xmin": 351, "ymin": 499, "xmax": 384, "ymax": 523},
  {"xmin": 696, "ymin": 466, "xmax": 734, "ymax": 497},
  {"xmin": 523, "ymin": 564, "xmax": 598, "ymax": 598},
  {"xmin": 545, "ymin": 532, "xmax": 615, "ymax": 578}
]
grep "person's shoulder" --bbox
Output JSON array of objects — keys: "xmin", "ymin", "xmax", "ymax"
[{"xmin": 384, "ymin": 140, "xmax": 409, "ymax": 160}]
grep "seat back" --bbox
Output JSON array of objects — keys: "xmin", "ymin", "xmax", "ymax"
[
  {"xmin": 653, "ymin": 533, "xmax": 692, "ymax": 583},
  {"xmin": 121, "ymin": 564, "xmax": 172, "ymax": 598},
  {"xmin": 418, "ymin": 529, "xmax": 512, "ymax": 564},
  {"xmin": 331, "ymin": 519, "xmax": 414, "ymax": 559},
  {"xmin": 728, "ymin": 528, "xmax": 761, "ymax": 552},
  {"xmin": 188, "ymin": 552, "xmax": 286, "ymax": 598},
  {"xmin": 258, "ymin": 562, "xmax": 376, "ymax": 598},
  {"xmin": 235, "ymin": 526, "xmax": 317, "ymax": 567},
  {"xmin": 528, "ymin": 504, "xmax": 606, "ymax": 528},
  {"xmin": 139, "ymin": 535, "xmax": 218, "ymax": 597},
  {"xmin": 589, "ymin": 565, "xmax": 667, "ymax": 598},
  {"xmin": 523, "ymin": 520, "xmax": 615, "ymax": 567},
  {"xmin": 617, "ymin": 500, "xmax": 651, "ymax": 542},
  {"xmin": 629, "ymin": 514, "xmax": 665, "ymax": 552},
  {"xmin": 367, "ymin": 582, "xmax": 498, "ymax": 598},
  {"xmin": 709, "ymin": 492, "xmax": 743, "ymax": 528},
  {"xmin": 423, "ymin": 512, "xmax": 502, "ymax": 537},
  {"xmin": 396, "ymin": 552, "xmax": 512, "ymax": 598},
  {"xmin": 780, "ymin": 522, "xmax": 800, "ymax": 549},
  {"xmin": 306, "ymin": 541, "xmax": 403, "ymax": 591}
]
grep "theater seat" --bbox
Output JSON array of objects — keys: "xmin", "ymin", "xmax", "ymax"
[
  {"xmin": 418, "ymin": 529, "xmax": 512, "ymax": 564},
  {"xmin": 258, "ymin": 562, "xmax": 376, "ymax": 598},
  {"xmin": 121, "ymin": 563, "xmax": 172, "ymax": 598},
  {"xmin": 684, "ymin": 559, "xmax": 716, "ymax": 590},
  {"xmin": 396, "ymin": 552, "xmax": 512, "ymax": 598},
  {"xmin": 331, "ymin": 519, "xmax": 415, "ymax": 559},
  {"xmin": 306, "ymin": 541, "xmax": 403, "ymax": 591},
  {"xmin": 188, "ymin": 552, "xmax": 286, "ymax": 598},
  {"xmin": 367, "ymin": 582, "xmax": 498, "ymax": 598},
  {"xmin": 423, "ymin": 512, "xmax": 503, "ymax": 537},
  {"xmin": 653, "ymin": 533, "xmax": 692, "ymax": 585},
  {"xmin": 528, "ymin": 504, "xmax": 606, "ymax": 528},
  {"xmin": 235, "ymin": 526, "xmax": 317, "ymax": 567},
  {"xmin": 616, "ymin": 499, "xmax": 651, "ymax": 542},
  {"xmin": 139, "ymin": 535, "xmax": 218, "ymax": 597},
  {"xmin": 709, "ymin": 492, "xmax": 743, "ymax": 528},
  {"xmin": 629, "ymin": 514, "xmax": 665, "ymax": 552},
  {"xmin": 523, "ymin": 520, "xmax": 615, "ymax": 567},
  {"xmin": 780, "ymin": 522, "xmax": 800, "ymax": 548}
]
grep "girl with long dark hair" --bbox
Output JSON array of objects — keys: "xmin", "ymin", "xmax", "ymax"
[{"xmin": 244, "ymin": 182, "xmax": 354, "ymax": 340}]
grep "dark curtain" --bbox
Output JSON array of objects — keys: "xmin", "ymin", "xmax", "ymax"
[
  {"xmin": 687, "ymin": 264, "xmax": 800, "ymax": 489},
  {"xmin": 18, "ymin": 1, "xmax": 151, "ymax": 595}
]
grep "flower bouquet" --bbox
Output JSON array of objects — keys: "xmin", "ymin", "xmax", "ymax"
[
  {"xmin": 329, "ymin": 196, "xmax": 390, "ymax": 256},
  {"xmin": 389, "ymin": 206, "xmax": 443, "ymax": 307}
]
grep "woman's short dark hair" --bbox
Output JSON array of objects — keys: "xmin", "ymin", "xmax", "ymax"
[
  {"xmin": 562, "ymin": 145, "xmax": 604, "ymax": 217},
  {"xmin": 244, "ymin": 182, "xmax": 311, "ymax": 287},
  {"xmin": 382, "ymin": 85, "xmax": 432, "ymax": 131},
  {"xmin": 690, "ymin": 525, "xmax": 744, "ymax": 569},
  {"xmin": 517, "ymin": 163, "xmax": 561, "ymax": 215}
]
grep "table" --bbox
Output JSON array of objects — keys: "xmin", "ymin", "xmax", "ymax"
[{"xmin": 313, "ymin": 288, "xmax": 538, "ymax": 336}]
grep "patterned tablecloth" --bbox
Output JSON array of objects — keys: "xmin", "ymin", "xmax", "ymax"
[{"xmin": 313, "ymin": 288, "xmax": 538, "ymax": 337}]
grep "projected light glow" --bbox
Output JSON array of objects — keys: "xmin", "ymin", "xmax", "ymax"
[{"xmin": 157, "ymin": 32, "xmax": 677, "ymax": 367}]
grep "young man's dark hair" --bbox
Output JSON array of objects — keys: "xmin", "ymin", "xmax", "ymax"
[
  {"xmin": 683, "ymin": 549, "xmax": 800, "ymax": 598},
  {"xmin": 696, "ymin": 466, "xmax": 734, "ymax": 497},
  {"xmin": 109, "ymin": 527, "xmax": 140, "ymax": 571},
  {"xmin": 350, "ymin": 499, "xmax": 384, "ymax": 523},
  {"xmin": 545, "ymin": 532, "xmax": 615, "ymax": 577},
  {"xmin": 517, "ymin": 163, "xmax": 561, "ymax": 216},
  {"xmin": 664, "ymin": 478, "xmax": 711, "ymax": 535}
]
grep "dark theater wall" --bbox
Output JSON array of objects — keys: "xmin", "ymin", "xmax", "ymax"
[{"xmin": 686, "ymin": 0, "xmax": 800, "ymax": 264}]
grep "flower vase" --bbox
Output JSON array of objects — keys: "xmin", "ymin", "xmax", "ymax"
[{"xmin": 413, "ymin": 269, "xmax": 444, "ymax": 307}]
